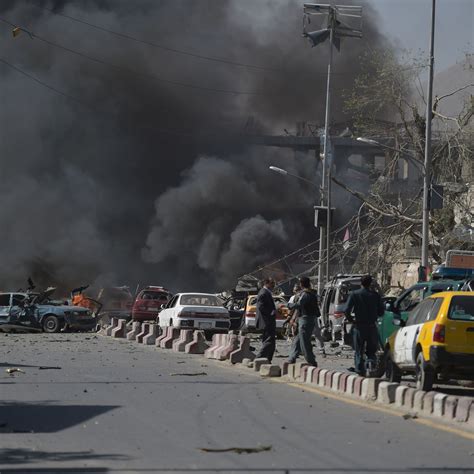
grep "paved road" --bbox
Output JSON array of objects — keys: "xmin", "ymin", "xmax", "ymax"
[{"xmin": 1, "ymin": 333, "xmax": 473, "ymax": 474}]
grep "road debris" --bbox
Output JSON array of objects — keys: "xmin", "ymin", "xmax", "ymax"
[
  {"xmin": 38, "ymin": 366, "xmax": 62, "ymax": 370},
  {"xmin": 170, "ymin": 372, "xmax": 207, "ymax": 376},
  {"xmin": 6, "ymin": 368, "xmax": 25, "ymax": 375},
  {"xmin": 402, "ymin": 413, "xmax": 418, "ymax": 420},
  {"xmin": 199, "ymin": 445, "xmax": 272, "ymax": 454}
]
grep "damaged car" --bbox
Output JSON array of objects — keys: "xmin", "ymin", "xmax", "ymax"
[{"xmin": 0, "ymin": 287, "xmax": 96, "ymax": 333}]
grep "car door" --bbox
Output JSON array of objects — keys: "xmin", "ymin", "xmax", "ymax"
[
  {"xmin": 393, "ymin": 303, "xmax": 422, "ymax": 366},
  {"xmin": 403, "ymin": 299, "xmax": 436, "ymax": 367},
  {"xmin": 161, "ymin": 295, "xmax": 179, "ymax": 326},
  {"xmin": 0, "ymin": 293, "xmax": 12, "ymax": 323}
]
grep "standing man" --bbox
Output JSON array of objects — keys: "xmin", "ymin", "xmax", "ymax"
[
  {"xmin": 287, "ymin": 276, "xmax": 319, "ymax": 367},
  {"xmin": 255, "ymin": 277, "xmax": 277, "ymax": 362},
  {"xmin": 344, "ymin": 275, "xmax": 384, "ymax": 376}
]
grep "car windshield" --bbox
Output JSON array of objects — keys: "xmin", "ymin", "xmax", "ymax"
[
  {"xmin": 448, "ymin": 296, "xmax": 474, "ymax": 321},
  {"xmin": 180, "ymin": 294, "xmax": 222, "ymax": 307}
]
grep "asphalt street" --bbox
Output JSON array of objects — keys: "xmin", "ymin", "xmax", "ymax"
[{"xmin": 1, "ymin": 332, "xmax": 473, "ymax": 474}]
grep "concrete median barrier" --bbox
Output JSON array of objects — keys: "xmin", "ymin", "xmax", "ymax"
[
  {"xmin": 331, "ymin": 372, "xmax": 342, "ymax": 391},
  {"xmin": 361, "ymin": 378, "xmax": 382, "ymax": 401},
  {"xmin": 433, "ymin": 393, "xmax": 448, "ymax": 417},
  {"xmin": 111, "ymin": 319, "xmax": 126, "ymax": 338},
  {"xmin": 126, "ymin": 321, "xmax": 141, "ymax": 341},
  {"xmin": 413, "ymin": 390, "xmax": 425, "ymax": 412},
  {"xmin": 104, "ymin": 317, "xmax": 118, "ymax": 336},
  {"xmin": 185, "ymin": 330, "xmax": 209, "ymax": 354},
  {"xmin": 422, "ymin": 391, "xmax": 436, "ymax": 415},
  {"xmin": 317, "ymin": 369, "xmax": 328, "ymax": 387},
  {"xmin": 136, "ymin": 323, "xmax": 150, "ymax": 343},
  {"xmin": 143, "ymin": 324, "xmax": 160, "ymax": 345},
  {"xmin": 345, "ymin": 374, "xmax": 357, "ymax": 395},
  {"xmin": 280, "ymin": 361, "xmax": 290, "ymax": 376},
  {"xmin": 160, "ymin": 327, "xmax": 180, "ymax": 349},
  {"xmin": 205, "ymin": 334, "xmax": 228, "ymax": 359},
  {"xmin": 173, "ymin": 329, "xmax": 194, "ymax": 352},
  {"xmin": 229, "ymin": 335, "xmax": 255, "ymax": 364},
  {"xmin": 260, "ymin": 364, "xmax": 281, "ymax": 377},
  {"xmin": 455, "ymin": 397, "xmax": 473, "ymax": 423},
  {"xmin": 377, "ymin": 382, "xmax": 398, "ymax": 404},
  {"xmin": 253, "ymin": 358, "xmax": 270, "ymax": 372},
  {"xmin": 215, "ymin": 331, "xmax": 239, "ymax": 361},
  {"xmin": 155, "ymin": 326, "xmax": 169, "ymax": 346}
]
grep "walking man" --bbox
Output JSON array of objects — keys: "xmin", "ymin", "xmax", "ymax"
[
  {"xmin": 255, "ymin": 277, "xmax": 277, "ymax": 362},
  {"xmin": 287, "ymin": 276, "xmax": 319, "ymax": 367},
  {"xmin": 344, "ymin": 275, "xmax": 384, "ymax": 376}
]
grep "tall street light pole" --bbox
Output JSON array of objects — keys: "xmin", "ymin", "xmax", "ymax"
[
  {"xmin": 303, "ymin": 3, "xmax": 362, "ymax": 293},
  {"xmin": 421, "ymin": 0, "xmax": 436, "ymax": 278}
]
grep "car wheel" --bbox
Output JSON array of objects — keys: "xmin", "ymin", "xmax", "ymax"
[
  {"xmin": 43, "ymin": 315, "xmax": 61, "ymax": 333},
  {"xmin": 385, "ymin": 353, "xmax": 402, "ymax": 383},
  {"xmin": 416, "ymin": 351, "xmax": 434, "ymax": 391}
]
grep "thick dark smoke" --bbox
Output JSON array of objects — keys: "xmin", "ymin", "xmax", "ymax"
[{"xmin": 0, "ymin": 0, "xmax": 389, "ymax": 293}]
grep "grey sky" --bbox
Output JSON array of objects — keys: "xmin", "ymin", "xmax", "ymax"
[{"xmin": 369, "ymin": 0, "xmax": 473, "ymax": 71}]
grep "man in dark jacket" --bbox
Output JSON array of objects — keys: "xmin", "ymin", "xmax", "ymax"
[
  {"xmin": 344, "ymin": 275, "xmax": 384, "ymax": 376},
  {"xmin": 287, "ymin": 276, "xmax": 319, "ymax": 367},
  {"xmin": 255, "ymin": 278, "xmax": 277, "ymax": 362}
]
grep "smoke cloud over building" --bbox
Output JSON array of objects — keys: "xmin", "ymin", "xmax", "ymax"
[{"xmin": 0, "ymin": 0, "xmax": 388, "ymax": 292}]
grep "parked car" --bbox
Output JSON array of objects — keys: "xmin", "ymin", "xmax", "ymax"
[
  {"xmin": 0, "ymin": 288, "xmax": 96, "ymax": 333},
  {"xmin": 158, "ymin": 293, "xmax": 230, "ymax": 337},
  {"xmin": 96, "ymin": 286, "xmax": 134, "ymax": 326},
  {"xmin": 240, "ymin": 294, "xmax": 289, "ymax": 335},
  {"xmin": 222, "ymin": 294, "xmax": 246, "ymax": 331},
  {"xmin": 321, "ymin": 274, "xmax": 377, "ymax": 342},
  {"xmin": 384, "ymin": 291, "xmax": 474, "ymax": 391},
  {"xmin": 132, "ymin": 286, "xmax": 172, "ymax": 322},
  {"xmin": 378, "ymin": 279, "xmax": 466, "ymax": 346}
]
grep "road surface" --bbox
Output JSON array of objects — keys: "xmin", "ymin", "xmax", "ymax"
[{"xmin": 1, "ymin": 332, "xmax": 473, "ymax": 473}]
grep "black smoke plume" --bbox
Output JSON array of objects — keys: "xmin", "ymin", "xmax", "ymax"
[{"xmin": 0, "ymin": 0, "xmax": 389, "ymax": 293}]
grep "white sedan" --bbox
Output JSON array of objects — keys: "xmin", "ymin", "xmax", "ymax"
[{"xmin": 158, "ymin": 293, "xmax": 230, "ymax": 333}]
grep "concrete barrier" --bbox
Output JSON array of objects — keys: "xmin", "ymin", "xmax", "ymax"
[
  {"xmin": 433, "ymin": 393, "xmax": 448, "ymax": 417},
  {"xmin": 173, "ymin": 329, "xmax": 194, "ymax": 352},
  {"xmin": 444, "ymin": 395, "xmax": 458, "ymax": 421},
  {"xmin": 377, "ymin": 382, "xmax": 398, "ymax": 404},
  {"xmin": 338, "ymin": 373, "xmax": 350, "ymax": 393},
  {"xmin": 305, "ymin": 366, "xmax": 317, "ymax": 384},
  {"xmin": 111, "ymin": 319, "xmax": 126, "ymax": 338},
  {"xmin": 229, "ymin": 335, "xmax": 255, "ymax": 364},
  {"xmin": 136, "ymin": 323, "xmax": 150, "ymax": 343},
  {"xmin": 331, "ymin": 372, "xmax": 342, "ymax": 391},
  {"xmin": 345, "ymin": 375, "xmax": 357, "ymax": 395},
  {"xmin": 422, "ymin": 391, "xmax": 436, "ymax": 415},
  {"xmin": 143, "ymin": 324, "xmax": 160, "ymax": 345},
  {"xmin": 413, "ymin": 391, "xmax": 425, "ymax": 412},
  {"xmin": 317, "ymin": 369, "xmax": 328, "ymax": 388},
  {"xmin": 185, "ymin": 330, "xmax": 209, "ymax": 354},
  {"xmin": 126, "ymin": 321, "xmax": 141, "ymax": 341},
  {"xmin": 361, "ymin": 378, "xmax": 382, "ymax": 401},
  {"xmin": 215, "ymin": 332, "xmax": 239, "ymax": 361},
  {"xmin": 254, "ymin": 358, "xmax": 270, "ymax": 372},
  {"xmin": 160, "ymin": 327, "xmax": 180, "ymax": 349},
  {"xmin": 394, "ymin": 385, "xmax": 409, "ymax": 408},
  {"xmin": 155, "ymin": 326, "xmax": 169, "ymax": 347},
  {"xmin": 280, "ymin": 361, "xmax": 290, "ymax": 376},
  {"xmin": 205, "ymin": 334, "xmax": 228, "ymax": 359},
  {"xmin": 104, "ymin": 317, "xmax": 118, "ymax": 336},
  {"xmin": 260, "ymin": 364, "xmax": 281, "ymax": 377},
  {"xmin": 455, "ymin": 397, "xmax": 473, "ymax": 423}
]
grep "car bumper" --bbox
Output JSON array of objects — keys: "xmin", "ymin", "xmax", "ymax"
[
  {"xmin": 177, "ymin": 318, "xmax": 230, "ymax": 331},
  {"xmin": 429, "ymin": 346, "xmax": 474, "ymax": 375},
  {"xmin": 244, "ymin": 317, "xmax": 285, "ymax": 331},
  {"xmin": 132, "ymin": 310, "xmax": 159, "ymax": 322}
]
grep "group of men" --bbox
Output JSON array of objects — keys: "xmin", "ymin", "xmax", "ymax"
[{"xmin": 254, "ymin": 275, "xmax": 384, "ymax": 376}]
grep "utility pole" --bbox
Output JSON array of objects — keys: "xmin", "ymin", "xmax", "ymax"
[
  {"xmin": 303, "ymin": 4, "xmax": 362, "ymax": 292},
  {"xmin": 421, "ymin": 0, "xmax": 436, "ymax": 279}
]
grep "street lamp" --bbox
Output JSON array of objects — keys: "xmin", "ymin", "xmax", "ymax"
[
  {"xmin": 356, "ymin": 137, "xmax": 424, "ymax": 172},
  {"xmin": 269, "ymin": 166, "xmax": 318, "ymax": 187},
  {"xmin": 303, "ymin": 3, "xmax": 363, "ymax": 292}
]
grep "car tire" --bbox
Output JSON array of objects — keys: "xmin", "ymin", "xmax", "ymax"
[
  {"xmin": 43, "ymin": 315, "xmax": 61, "ymax": 333},
  {"xmin": 385, "ymin": 353, "xmax": 402, "ymax": 383},
  {"xmin": 416, "ymin": 351, "xmax": 434, "ymax": 391}
]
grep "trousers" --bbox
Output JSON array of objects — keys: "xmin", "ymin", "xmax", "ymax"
[
  {"xmin": 288, "ymin": 316, "xmax": 317, "ymax": 366},
  {"xmin": 256, "ymin": 321, "xmax": 276, "ymax": 362},
  {"xmin": 352, "ymin": 324, "xmax": 379, "ymax": 375}
]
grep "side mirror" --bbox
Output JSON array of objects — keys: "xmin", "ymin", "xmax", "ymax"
[
  {"xmin": 160, "ymin": 304, "xmax": 166, "ymax": 310},
  {"xmin": 393, "ymin": 317, "xmax": 405, "ymax": 327},
  {"xmin": 385, "ymin": 301, "xmax": 393, "ymax": 311}
]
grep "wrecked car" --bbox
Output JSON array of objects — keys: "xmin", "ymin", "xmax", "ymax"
[{"xmin": 0, "ymin": 287, "xmax": 96, "ymax": 333}]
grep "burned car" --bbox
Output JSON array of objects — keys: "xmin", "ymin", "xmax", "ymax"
[{"xmin": 0, "ymin": 287, "xmax": 96, "ymax": 333}]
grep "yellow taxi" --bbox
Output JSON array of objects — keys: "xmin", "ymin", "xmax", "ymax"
[
  {"xmin": 241, "ymin": 294, "xmax": 289, "ymax": 334},
  {"xmin": 384, "ymin": 291, "xmax": 474, "ymax": 391}
]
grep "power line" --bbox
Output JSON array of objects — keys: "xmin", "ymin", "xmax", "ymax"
[
  {"xmin": 0, "ymin": 56, "xmax": 238, "ymax": 139},
  {"xmin": 0, "ymin": 18, "xmax": 271, "ymax": 96},
  {"xmin": 27, "ymin": 0, "xmax": 280, "ymax": 72}
]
